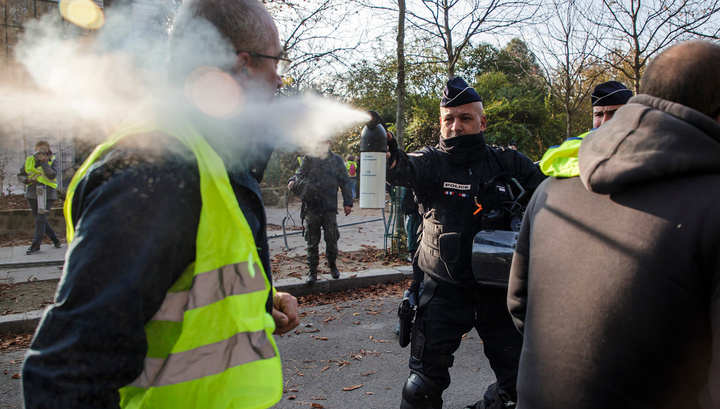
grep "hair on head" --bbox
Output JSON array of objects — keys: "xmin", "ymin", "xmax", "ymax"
[
  {"xmin": 641, "ymin": 40, "xmax": 720, "ymax": 118},
  {"xmin": 167, "ymin": 0, "xmax": 272, "ymax": 84}
]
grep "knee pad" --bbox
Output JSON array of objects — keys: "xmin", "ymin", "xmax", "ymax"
[{"xmin": 400, "ymin": 372, "xmax": 442, "ymax": 409}]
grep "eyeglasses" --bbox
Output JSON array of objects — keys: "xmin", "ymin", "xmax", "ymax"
[{"xmin": 236, "ymin": 50, "xmax": 292, "ymax": 76}]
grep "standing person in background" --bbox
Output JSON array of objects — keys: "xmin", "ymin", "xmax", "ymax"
[
  {"xmin": 288, "ymin": 141, "xmax": 353, "ymax": 283},
  {"xmin": 17, "ymin": 140, "xmax": 62, "ymax": 255},
  {"xmin": 538, "ymin": 81, "xmax": 633, "ymax": 178},
  {"xmin": 345, "ymin": 154, "xmax": 358, "ymax": 200},
  {"xmin": 22, "ymin": 0, "xmax": 300, "ymax": 407},
  {"xmin": 590, "ymin": 80, "xmax": 633, "ymax": 129},
  {"xmin": 509, "ymin": 40, "xmax": 720, "ymax": 409}
]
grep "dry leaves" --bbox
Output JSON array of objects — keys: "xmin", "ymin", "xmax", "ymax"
[
  {"xmin": 0, "ymin": 333, "xmax": 33, "ymax": 352},
  {"xmin": 297, "ymin": 279, "xmax": 408, "ymax": 308},
  {"xmin": 341, "ymin": 384, "xmax": 364, "ymax": 391}
]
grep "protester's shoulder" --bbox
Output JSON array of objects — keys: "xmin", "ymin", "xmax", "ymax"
[
  {"xmin": 330, "ymin": 152, "xmax": 346, "ymax": 165},
  {"xmin": 84, "ymin": 131, "xmax": 199, "ymax": 190}
]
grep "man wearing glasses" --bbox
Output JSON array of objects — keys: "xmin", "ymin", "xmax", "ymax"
[{"xmin": 22, "ymin": 0, "xmax": 299, "ymax": 408}]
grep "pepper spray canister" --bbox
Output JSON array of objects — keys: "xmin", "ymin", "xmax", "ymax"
[{"xmin": 359, "ymin": 111, "xmax": 388, "ymax": 209}]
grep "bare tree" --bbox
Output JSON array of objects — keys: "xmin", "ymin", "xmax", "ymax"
[
  {"xmin": 402, "ymin": 0, "xmax": 540, "ymax": 78},
  {"xmin": 266, "ymin": 0, "xmax": 368, "ymax": 93},
  {"xmin": 590, "ymin": 0, "xmax": 720, "ymax": 93},
  {"xmin": 0, "ymin": 148, "xmax": 12, "ymax": 196},
  {"xmin": 530, "ymin": 0, "xmax": 605, "ymax": 139}
]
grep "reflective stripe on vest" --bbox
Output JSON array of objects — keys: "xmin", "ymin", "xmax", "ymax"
[
  {"xmin": 538, "ymin": 131, "xmax": 592, "ymax": 178},
  {"xmin": 64, "ymin": 98, "xmax": 282, "ymax": 409},
  {"xmin": 24, "ymin": 156, "xmax": 58, "ymax": 188}
]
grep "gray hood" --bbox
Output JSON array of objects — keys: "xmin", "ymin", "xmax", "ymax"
[{"xmin": 579, "ymin": 94, "xmax": 720, "ymax": 194}]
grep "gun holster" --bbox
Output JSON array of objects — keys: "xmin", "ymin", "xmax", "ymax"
[{"xmin": 398, "ymin": 290, "xmax": 417, "ymax": 348}]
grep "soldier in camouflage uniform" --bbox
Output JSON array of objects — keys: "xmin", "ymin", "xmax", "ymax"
[{"xmin": 288, "ymin": 142, "xmax": 353, "ymax": 283}]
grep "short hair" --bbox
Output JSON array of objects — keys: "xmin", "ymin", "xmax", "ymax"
[
  {"xmin": 177, "ymin": 0, "xmax": 271, "ymax": 53},
  {"xmin": 167, "ymin": 0, "xmax": 273, "ymax": 83},
  {"xmin": 641, "ymin": 40, "xmax": 720, "ymax": 118}
]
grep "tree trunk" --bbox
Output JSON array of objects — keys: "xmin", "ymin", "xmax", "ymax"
[{"xmin": 394, "ymin": 0, "xmax": 406, "ymax": 252}]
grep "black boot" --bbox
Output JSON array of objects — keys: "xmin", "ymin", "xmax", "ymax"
[
  {"xmin": 328, "ymin": 260, "xmax": 340, "ymax": 279},
  {"xmin": 306, "ymin": 268, "xmax": 317, "ymax": 283}
]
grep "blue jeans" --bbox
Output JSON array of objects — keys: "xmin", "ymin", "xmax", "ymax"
[
  {"xmin": 28, "ymin": 198, "xmax": 59, "ymax": 246},
  {"xmin": 405, "ymin": 213, "xmax": 422, "ymax": 254},
  {"xmin": 349, "ymin": 178, "xmax": 357, "ymax": 199}
]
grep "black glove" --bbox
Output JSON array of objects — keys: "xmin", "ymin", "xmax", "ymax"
[{"xmin": 387, "ymin": 132, "xmax": 399, "ymax": 165}]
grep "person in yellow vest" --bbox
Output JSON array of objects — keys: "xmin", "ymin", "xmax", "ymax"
[
  {"xmin": 17, "ymin": 140, "xmax": 62, "ymax": 255},
  {"xmin": 22, "ymin": 0, "xmax": 299, "ymax": 408},
  {"xmin": 539, "ymin": 81, "xmax": 633, "ymax": 178}
]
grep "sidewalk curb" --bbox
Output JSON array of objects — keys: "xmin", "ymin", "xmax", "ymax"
[{"xmin": 0, "ymin": 266, "xmax": 413, "ymax": 334}]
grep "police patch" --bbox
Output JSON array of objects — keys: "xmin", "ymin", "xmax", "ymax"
[{"xmin": 443, "ymin": 182, "xmax": 471, "ymax": 190}]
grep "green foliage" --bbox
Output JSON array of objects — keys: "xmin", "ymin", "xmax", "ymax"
[
  {"xmin": 340, "ymin": 59, "xmax": 397, "ymax": 125},
  {"xmin": 470, "ymin": 40, "xmax": 565, "ymax": 161},
  {"xmin": 334, "ymin": 38, "xmax": 574, "ymax": 162},
  {"xmin": 457, "ymin": 43, "xmax": 500, "ymax": 79}
]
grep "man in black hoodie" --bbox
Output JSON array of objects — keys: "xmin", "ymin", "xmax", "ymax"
[
  {"xmin": 387, "ymin": 77, "xmax": 545, "ymax": 409},
  {"xmin": 508, "ymin": 40, "xmax": 720, "ymax": 409}
]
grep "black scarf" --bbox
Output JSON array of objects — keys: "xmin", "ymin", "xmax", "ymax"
[{"xmin": 438, "ymin": 132, "xmax": 488, "ymax": 166}]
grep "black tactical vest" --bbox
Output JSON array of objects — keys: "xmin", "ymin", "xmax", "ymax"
[{"xmin": 416, "ymin": 148, "xmax": 523, "ymax": 287}]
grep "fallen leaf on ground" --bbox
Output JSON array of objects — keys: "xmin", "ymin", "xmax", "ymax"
[{"xmin": 342, "ymin": 384, "xmax": 364, "ymax": 391}]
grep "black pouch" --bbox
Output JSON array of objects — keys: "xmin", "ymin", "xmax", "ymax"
[
  {"xmin": 438, "ymin": 232, "xmax": 462, "ymax": 264},
  {"xmin": 300, "ymin": 201, "xmax": 308, "ymax": 221},
  {"xmin": 481, "ymin": 206, "xmax": 506, "ymax": 230}
]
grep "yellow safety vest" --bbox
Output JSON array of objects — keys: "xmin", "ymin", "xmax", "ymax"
[
  {"xmin": 345, "ymin": 160, "xmax": 357, "ymax": 177},
  {"xmin": 538, "ymin": 131, "xmax": 592, "ymax": 178},
  {"xmin": 24, "ymin": 156, "xmax": 58, "ymax": 189},
  {"xmin": 64, "ymin": 99, "xmax": 282, "ymax": 409}
]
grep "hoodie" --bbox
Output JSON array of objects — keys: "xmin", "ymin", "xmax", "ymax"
[{"xmin": 508, "ymin": 94, "xmax": 720, "ymax": 409}]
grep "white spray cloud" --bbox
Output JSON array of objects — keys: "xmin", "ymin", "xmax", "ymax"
[{"xmin": 6, "ymin": 3, "xmax": 369, "ymax": 161}]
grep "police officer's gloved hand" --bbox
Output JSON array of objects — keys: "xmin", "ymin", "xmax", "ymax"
[
  {"xmin": 408, "ymin": 279, "xmax": 421, "ymax": 296},
  {"xmin": 387, "ymin": 132, "xmax": 399, "ymax": 165}
]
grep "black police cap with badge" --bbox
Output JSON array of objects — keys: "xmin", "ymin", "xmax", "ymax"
[
  {"xmin": 591, "ymin": 81, "xmax": 633, "ymax": 106},
  {"xmin": 441, "ymin": 77, "xmax": 482, "ymax": 107}
]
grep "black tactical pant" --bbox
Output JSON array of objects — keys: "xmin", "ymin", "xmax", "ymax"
[
  {"xmin": 304, "ymin": 208, "xmax": 340, "ymax": 270},
  {"xmin": 407, "ymin": 279, "xmax": 521, "ymax": 406}
]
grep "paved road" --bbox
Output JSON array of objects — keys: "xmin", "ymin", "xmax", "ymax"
[{"xmin": 0, "ymin": 295, "xmax": 496, "ymax": 409}]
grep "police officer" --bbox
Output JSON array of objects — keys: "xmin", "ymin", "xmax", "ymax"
[
  {"xmin": 289, "ymin": 141, "xmax": 353, "ymax": 283},
  {"xmin": 386, "ymin": 77, "xmax": 546, "ymax": 409},
  {"xmin": 538, "ymin": 81, "xmax": 633, "ymax": 178}
]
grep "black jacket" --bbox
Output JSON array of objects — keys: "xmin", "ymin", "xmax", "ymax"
[
  {"xmin": 22, "ymin": 130, "xmax": 273, "ymax": 409},
  {"xmin": 509, "ymin": 95, "xmax": 720, "ymax": 408},
  {"xmin": 387, "ymin": 134, "xmax": 545, "ymax": 288}
]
